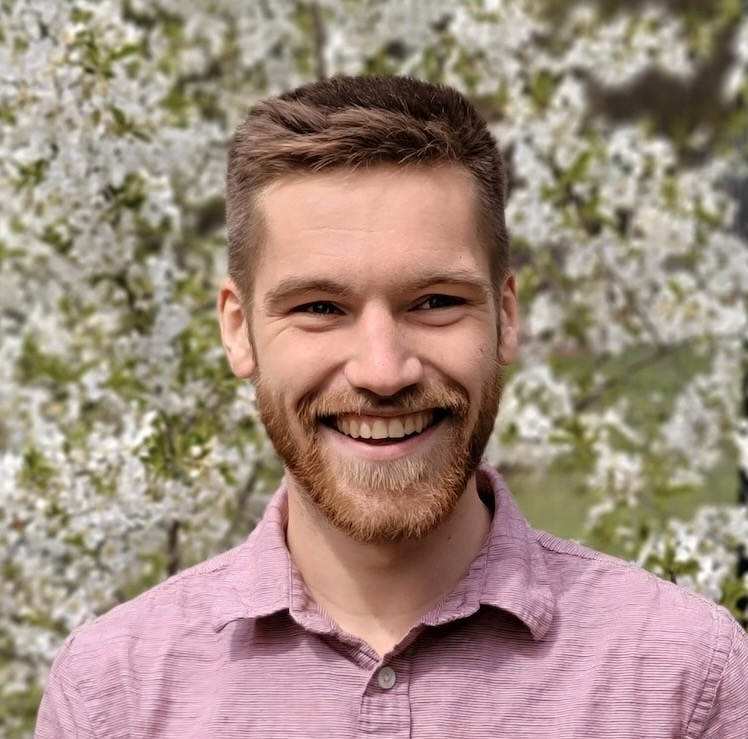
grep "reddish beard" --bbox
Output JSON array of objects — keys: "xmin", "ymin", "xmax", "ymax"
[{"xmin": 254, "ymin": 364, "xmax": 503, "ymax": 544}]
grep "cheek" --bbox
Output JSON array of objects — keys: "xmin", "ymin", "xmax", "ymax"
[
  {"xmin": 449, "ymin": 339, "xmax": 498, "ymax": 381},
  {"xmin": 464, "ymin": 348, "xmax": 502, "ymax": 409},
  {"xmin": 256, "ymin": 332, "xmax": 339, "ymax": 392},
  {"xmin": 263, "ymin": 366, "xmax": 346, "ymax": 429}
]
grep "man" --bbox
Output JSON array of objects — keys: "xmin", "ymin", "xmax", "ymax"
[{"xmin": 37, "ymin": 75, "xmax": 747, "ymax": 738}]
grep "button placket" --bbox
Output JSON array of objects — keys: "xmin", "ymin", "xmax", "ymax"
[
  {"xmin": 358, "ymin": 657, "xmax": 411, "ymax": 737},
  {"xmin": 376, "ymin": 666, "xmax": 397, "ymax": 690}
]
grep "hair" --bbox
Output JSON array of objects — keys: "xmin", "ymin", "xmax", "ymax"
[{"xmin": 226, "ymin": 74, "xmax": 509, "ymax": 301}]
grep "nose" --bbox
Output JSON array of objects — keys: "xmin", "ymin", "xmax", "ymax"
[{"xmin": 343, "ymin": 308, "xmax": 424, "ymax": 397}]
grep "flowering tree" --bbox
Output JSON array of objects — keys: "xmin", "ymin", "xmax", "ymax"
[{"xmin": 1, "ymin": 0, "xmax": 747, "ymax": 734}]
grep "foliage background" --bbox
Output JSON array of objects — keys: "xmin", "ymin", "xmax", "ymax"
[{"xmin": 1, "ymin": 0, "xmax": 748, "ymax": 734}]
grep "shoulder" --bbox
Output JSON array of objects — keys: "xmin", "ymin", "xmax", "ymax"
[
  {"xmin": 534, "ymin": 528, "xmax": 731, "ymax": 629},
  {"xmin": 62, "ymin": 488, "xmax": 291, "ymax": 659},
  {"xmin": 696, "ymin": 614, "xmax": 748, "ymax": 738},
  {"xmin": 39, "ymin": 491, "xmax": 298, "ymax": 736},
  {"xmin": 533, "ymin": 529, "xmax": 748, "ymax": 736},
  {"xmin": 56, "ymin": 539, "xmax": 251, "ymax": 690},
  {"xmin": 79, "ymin": 540, "xmax": 246, "ymax": 640},
  {"xmin": 42, "ymin": 488, "xmax": 295, "ymax": 726},
  {"xmin": 38, "ymin": 540, "xmax": 258, "ymax": 738}
]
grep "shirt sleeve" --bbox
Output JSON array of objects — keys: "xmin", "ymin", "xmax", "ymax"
[
  {"xmin": 35, "ymin": 639, "xmax": 96, "ymax": 739},
  {"xmin": 699, "ymin": 616, "xmax": 748, "ymax": 739}
]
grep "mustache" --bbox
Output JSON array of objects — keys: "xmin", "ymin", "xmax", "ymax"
[{"xmin": 298, "ymin": 384, "xmax": 470, "ymax": 422}]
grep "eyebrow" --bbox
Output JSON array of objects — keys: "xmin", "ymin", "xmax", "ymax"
[
  {"xmin": 264, "ymin": 277, "xmax": 356, "ymax": 311},
  {"xmin": 408, "ymin": 269, "xmax": 492, "ymax": 295},
  {"xmin": 263, "ymin": 269, "xmax": 492, "ymax": 311}
]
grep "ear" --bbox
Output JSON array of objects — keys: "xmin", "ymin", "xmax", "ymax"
[
  {"xmin": 217, "ymin": 277, "xmax": 255, "ymax": 379},
  {"xmin": 498, "ymin": 272, "xmax": 519, "ymax": 365}
]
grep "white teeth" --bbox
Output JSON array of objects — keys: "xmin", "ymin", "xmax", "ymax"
[
  {"xmin": 388, "ymin": 419, "xmax": 405, "ymax": 438},
  {"xmin": 371, "ymin": 419, "xmax": 388, "ymax": 439},
  {"xmin": 335, "ymin": 411, "xmax": 434, "ymax": 440}
]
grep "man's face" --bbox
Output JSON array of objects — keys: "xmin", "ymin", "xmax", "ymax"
[{"xmin": 219, "ymin": 164, "xmax": 518, "ymax": 544}]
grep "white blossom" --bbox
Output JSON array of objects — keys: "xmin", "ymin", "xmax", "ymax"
[{"xmin": 2, "ymin": 0, "xmax": 747, "ymax": 732}]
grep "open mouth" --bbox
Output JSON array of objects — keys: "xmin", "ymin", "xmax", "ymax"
[{"xmin": 321, "ymin": 409, "xmax": 448, "ymax": 444}]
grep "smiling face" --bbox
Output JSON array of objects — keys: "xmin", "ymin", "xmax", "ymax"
[{"xmin": 219, "ymin": 164, "xmax": 518, "ymax": 544}]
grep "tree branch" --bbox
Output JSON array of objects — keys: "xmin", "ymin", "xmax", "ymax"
[
  {"xmin": 310, "ymin": 2, "xmax": 327, "ymax": 81},
  {"xmin": 166, "ymin": 519, "xmax": 181, "ymax": 576},
  {"xmin": 574, "ymin": 345, "xmax": 673, "ymax": 412}
]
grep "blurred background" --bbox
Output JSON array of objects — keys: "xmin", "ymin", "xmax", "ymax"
[{"xmin": 1, "ymin": 0, "xmax": 747, "ymax": 734}]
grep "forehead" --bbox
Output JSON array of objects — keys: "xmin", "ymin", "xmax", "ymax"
[{"xmin": 254, "ymin": 164, "xmax": 489, "ymax": 296}]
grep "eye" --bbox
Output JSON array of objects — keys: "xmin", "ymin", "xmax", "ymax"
[
  {"xmin": 293, "ymin": 301, "xmax": 341, "ymax": 315},
  {"xmin": 414, "ymin": 295, "xmax": 466, "ymax": 310}
]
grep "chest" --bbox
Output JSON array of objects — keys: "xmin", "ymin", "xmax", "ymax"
[{"xmin": 130, "ymin": 627, "xmax": 694, "ymax": 739}]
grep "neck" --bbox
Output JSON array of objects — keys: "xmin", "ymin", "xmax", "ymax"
[{"xmin": 285, "ymin": 475, "xmax": 492, "ymax": 658}]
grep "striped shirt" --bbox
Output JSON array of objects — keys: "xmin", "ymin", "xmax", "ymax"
[{"xmin": 36, "ymin": 462, "xmax": 748, "ymax": 738}]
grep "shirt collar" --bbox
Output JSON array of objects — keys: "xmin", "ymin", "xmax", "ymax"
[
  {"xmin": 213, "ymin": 461, "xmax": 556, "ymax": 641},
  {"xmin": 211, "ymin": 487, "xmax": 294, "ymax": 630},
  {"xmin": 466, "ymin": 462, "xmax": 556, "ymax": 640}
]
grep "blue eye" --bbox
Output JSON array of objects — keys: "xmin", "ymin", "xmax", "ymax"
[
  {"xmin": 295, "ymin": 301, "xmax": 340, "ymax": 315},
  {"xmin": 416, "ymin": 295, "xmax": 465, "ymax": 310}
]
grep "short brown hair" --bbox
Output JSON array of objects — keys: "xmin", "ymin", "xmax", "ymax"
[{"xmin": 226, "ymin": 75, "xmax": 509, "ymax": 300}]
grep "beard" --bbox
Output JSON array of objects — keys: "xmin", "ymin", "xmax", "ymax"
[{"xmin": 254, "ymin": 361, "xmax": 503, "ymax": 545}]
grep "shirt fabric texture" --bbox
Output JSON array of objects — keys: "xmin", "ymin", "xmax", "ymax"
[{"xmin": 36, "ymin": 462, "xmax": 748, "ymax": 738}]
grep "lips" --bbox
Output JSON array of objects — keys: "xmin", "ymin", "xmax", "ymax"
[{"xmin": 334, "ymin": 410, "xmax": 436, "ymax": 440}]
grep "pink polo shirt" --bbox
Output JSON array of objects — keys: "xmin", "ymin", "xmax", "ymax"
[{"xmin": 36, "ymin": 463, "xmax": 748, "ymax": 738}]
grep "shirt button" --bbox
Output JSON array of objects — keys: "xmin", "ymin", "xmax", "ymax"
[{"xmin": 377, "ymin": 666, "xmax": 397, "ymax": 690}]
